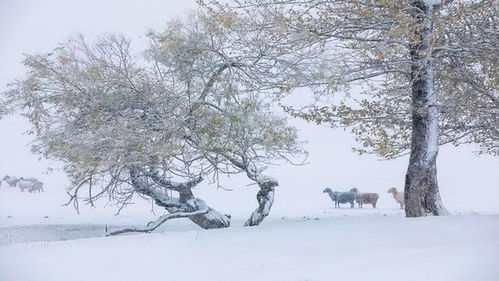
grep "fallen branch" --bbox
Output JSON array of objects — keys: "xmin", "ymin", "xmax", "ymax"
[{"xmin": 108, "ymin": 208, "xmax": 209, "ymax": 236}]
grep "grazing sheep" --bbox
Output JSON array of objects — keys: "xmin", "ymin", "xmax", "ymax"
[
  {"xmin": 323, "ymin": 188, "xmax": 356, "ymax": 208},
  {"xmin": 350, "ymin": 188, "xmax": 379, "ymax": 208},
  {"xmin": 16, "ymin": 177, "xmax": 44, "ymax": 192},
  {"xmin": 3, "ymin": 176, "xmax": 19, "ymax": 187},
  {"xmin": 17, "ymin": 180, "xmax": 35, "ymax": 192},
  {"xmin": 387, "ymin": 187, "xmax": 404, "ymax": 209},
  {"xmin": 30, "ymin": 181, "xmax": 44, "ymax": 193}
]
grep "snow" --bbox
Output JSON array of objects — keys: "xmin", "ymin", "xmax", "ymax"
[
  {"xmin": 1, "ymin": 184, "xmax": 499, "ymax": 280},
  {"xmin": 424, "ymin": 0, "xmax": 442, "ymax": 6},
  {"xmin": 0, "ymin": 0, "xmax": 498, "ymax": 280},
  {"xmin": 256, "ymin": 173, "xmax": 279, "ymax": 184},
  {"xmin": 1, "ymin": 214, "xmax": 498, "ymax": 281}
]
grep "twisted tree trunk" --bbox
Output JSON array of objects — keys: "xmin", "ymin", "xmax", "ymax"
[
  {"xmin": 177, "ymin": 188, "xmax": 231, "ymax": 229},
  {"xmin": 130, "ymin": 168, "xmax": 230, "ymax": 230},
  {"xmin": 244, "ymin": 179, "xmax": 277, "ymax": 226},
  {"xmin": 405, "ymin": 1, "xmax": 448, "ymax": 217},
  {"xmin": 223, "ymin": 157, "xmax": 279, "ymax": 227}
]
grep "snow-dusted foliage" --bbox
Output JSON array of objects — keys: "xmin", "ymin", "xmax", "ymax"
[
  {"xmin": 215, "ymin": 0, "xmax": 498, "ymax": 216},
  {"xmin": 234, "ymin": 0, "xmax": 498, "ymax": 158},
  {"xmin": 0, "ymin": 10, "xmax": 304, "ymax": 229}
]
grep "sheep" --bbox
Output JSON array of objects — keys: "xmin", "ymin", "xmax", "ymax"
[
  {"xmin": 3, "ymin": 175, "xmax": 19, "ymax": 187},
  {"xmin": 30, "ymin": 181, "xmax": 44, "ymax": 193},
  {"xmin": 16, "ymin": 177, "xmax": 44, "ymax": 192},
  {"xmin": 350, "ymin": 188, "xmax": 379, "ymax": 208},
  {"xmin": 17, "ymin": 179, "xmax": 44, "ymax": 193},
  {"xmin": 387, "ymin": 187, "xmax": 404, "ymax": 209},
  {"xmin": 17, "ymin": 180, "xmax": 34, "ymax": 192},
  {"xmin": 323, "ymin": 188, "xmax": 356, "ymax": 208}
]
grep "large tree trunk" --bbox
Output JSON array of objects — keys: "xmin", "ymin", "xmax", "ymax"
[
  {"xmin": 177, "ymin": 188, "xmax": 231, "ymax": 229},
  {"xmin": 130, "ymin": 168, "xmax": 230, "ymax": 230},
  {"xmin": 405, "ymin": 1, "xmax": 448, "ymax": 217}
]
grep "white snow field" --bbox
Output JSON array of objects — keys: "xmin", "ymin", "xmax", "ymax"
[
  {"xmin": 1, "ymin": 212, "xmax": 498, "ymax": 281},
  {"xmin": 1, "ymin": 178, "xmax": 499, "ymax": 281}
]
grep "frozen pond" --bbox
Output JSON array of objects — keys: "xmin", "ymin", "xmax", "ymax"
[{"xmin": 0, "ymin": 224, "xmax": 137, "ymax": 245}]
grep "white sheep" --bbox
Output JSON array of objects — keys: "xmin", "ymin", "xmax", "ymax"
[
  {"xmin": 3, "ymin": 175, "xmax": 19, "ymax": 187},
  {"xmin": 17, "ymin": 177, "xmax": 44, "ymax": 192},
  {"xmin": 17, "ymin": 179, "xmax": 44, "ymax": 193},
  {"xmin": 31, "ymin": 181, "xmax": 44, "ymax": 193},
  {"xmin": 387, "ymin": 187, "xmax": 404, "ymax": 209},
  {"xmin": 17, "ymin": 180, "xmax": 34, "ymax": 192}
]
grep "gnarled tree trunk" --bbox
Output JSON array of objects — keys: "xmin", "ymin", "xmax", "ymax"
[
  {"xmin": 405, "ymin": 0, "xmax": 448, "ymax": 217},
  {"xmin": 177, "ymin": 188, "xmax": 231, "ymax": 229},
  {"xmin": 244, "ymin": 180, "xmax": 277, "ymax": 226},
  {"xmin": 130, "ymin": 168, "xmax": 230, "ymax": 230},
  {"xmin": 223, "ymin": 156, "xmax": 279, "ymax": 226}
]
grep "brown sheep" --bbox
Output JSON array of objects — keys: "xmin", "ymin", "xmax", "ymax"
[
  {"xmin": 350, "ymin": 188, "xmax": 379, "ymax": 208},
  {"xmin": 387, "ymin": 187, "xmax": 404, "ymax": 209}
]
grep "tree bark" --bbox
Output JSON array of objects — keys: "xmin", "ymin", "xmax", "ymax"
[
  {"xmin": 405, "ymin": 1, "xmax": 448, "ymax": 217},
  {"xmin": 130, "ymin": 168, "xmax": 230, "ymax": 230},
  {"xmin": 177, "ymin": 188, "xmax": 231, "ymax": 229},
  {"xmin": 244, "ymin": 180, "xmax": 276, "ymax": 226},
  {"xmin": 222, "ymin": 156, "xmax": 278, "ymax": 226}
]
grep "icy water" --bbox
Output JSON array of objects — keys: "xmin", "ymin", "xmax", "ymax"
[{"xmin": 0, "ymin": 224, "xmax": 136, "ymax": 245}]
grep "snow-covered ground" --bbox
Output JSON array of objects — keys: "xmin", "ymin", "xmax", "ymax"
[
  {"xmin": 1, "ymin": 212, "xmax": 498, "ymax": 281},
  {"xmin": 1, "ymin": 183, "xmax": 499, "ymax": 281}
]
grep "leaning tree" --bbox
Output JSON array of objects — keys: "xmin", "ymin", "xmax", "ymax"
[
  {"xmin": 144, "ymin": 11, "xmax": 310, "ymax": 225},
  {"xmin": 0, "ymin": 10, "xmax": 304, "ymax": 230},
  {"xmin": 213, "ymin": 0, "xmax": 498, "ymax": 216}
]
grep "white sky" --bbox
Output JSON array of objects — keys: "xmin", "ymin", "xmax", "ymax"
[{"xmin": 0, "ymin": 0, "xmax": 497, "ymax": 216}]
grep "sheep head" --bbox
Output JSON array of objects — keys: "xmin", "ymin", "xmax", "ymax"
[{"xmin": 387, "ymin": 187, "xmax": 397, "ymax": 194}]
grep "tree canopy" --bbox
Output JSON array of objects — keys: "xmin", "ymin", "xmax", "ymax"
[
  {"xmin": 1, "ymin": 10, "xmax": 305, "ymax": 229},
  {"xmin": 217, "ymin": 0, "xmax": 498, "ymax": 157},
  {"xmin": 210, "ymin": 0, "xmax": 498, "ymax": 216}
]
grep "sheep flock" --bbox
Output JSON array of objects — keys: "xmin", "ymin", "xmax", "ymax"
[
  {"xmin": 1, "ymin": 175, "xmax": 44, "ymax": 193},
  {"xmin": 323, "ymin": 187, "xmax": 404, "ymax": 209}
]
